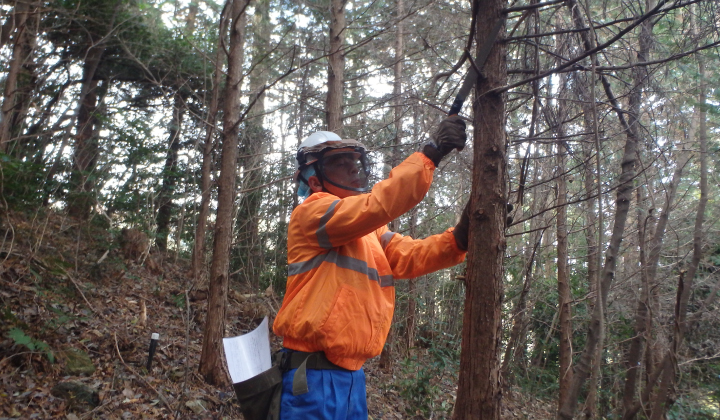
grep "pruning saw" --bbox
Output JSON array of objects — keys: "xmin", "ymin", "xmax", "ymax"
[{"xmin": 448, "ymin": 17, "xmax": 506, "ymax": 116}]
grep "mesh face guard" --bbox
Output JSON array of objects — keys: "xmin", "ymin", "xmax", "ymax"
[{"xmin": 315, "ymin": 148, "xmax": 370, "ymax": 192}]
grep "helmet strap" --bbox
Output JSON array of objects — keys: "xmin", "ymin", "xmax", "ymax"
[
  {"xmin": 312, "ymin": 163, "xmax": 328, "ymax": 192},
  {"xmin": 298, "ymin": 163, "xmax": 328, "ymax": 194}
]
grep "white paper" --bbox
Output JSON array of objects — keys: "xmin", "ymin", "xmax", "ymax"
[{"xmin": 223, "ymin": 317, "xmax": 272, "ymax": 383}]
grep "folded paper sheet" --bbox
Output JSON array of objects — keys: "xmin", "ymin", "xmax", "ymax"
[{"xmin": 223, "ymin": 317, "xmax": 272, "ymax": 383}]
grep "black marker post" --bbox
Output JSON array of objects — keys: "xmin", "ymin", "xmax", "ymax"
[{"xmin": 146, "ymin": 333, "xmax": 159, "ymax": 370}]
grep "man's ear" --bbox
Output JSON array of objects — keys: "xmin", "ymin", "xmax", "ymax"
[{"xmin": 308, "ymin": 175, "xmax": 324, "ymax": 193}]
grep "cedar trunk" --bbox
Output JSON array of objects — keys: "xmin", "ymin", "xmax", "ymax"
[
  {"xmin": 558, "ymin": 0, "xmax": 643, "ymax": 416},
  {"xmin": 404, "ymin": 207, "xmax": 418, "ymax": 353},
  {"xmin": 236, "ymin": 0, "xmax": 271, "ymax": 288},
  {"xmin": 67, "ymin": 43, "xmax": 104, "ymax": 218},
  {"xmin": 378, "ymin": 2, "xmax": 404, "ymax": 367},
  {"xmin": 192, "ymin": 6, "xmax": 228, "ymax": 280},
  {"xmin": 501, "ymin": 153, "xmax": 545, "ymax": 382},
  {"xmin": 326, "ymin": 0, "xmax": 346, "ymax": 133},
  {"xmin": 0, "ymin": 0, "xmax": 33, "ymax": 154},
  {"xmin": 391, "ymin": 0, "xmax": 404, "ymax": 173},
  {"xmin": 556, "ymin": 139, "xmax": 572, "ymax": 408},
  {"xmin": 647, "ymin": 51, "xmax": 707, "ymax": 420},
  {"xmin": 199, "ymin": 0, "xmax": 247, "ymax": 386},
  {"xmin": 156, "ymin": 93, "xmax": 185, "ymax": 251},
  {"xmin": 619, "ymin": 3, "xmax": 657, "ymax": 415},
  {"xmin": 553, "ymin": 69, "xmax": 573, "ymax": 408},
  {"xmin": 454, "ymin": 1, "xmax": 506, "ymax": 417},
  {"xmin": 578, "ymin": 82, "xmax": 601, "ymax": 420},
  {"xmin": 157, "ymin": 9, "xmax": 197, "ymax": 253}
]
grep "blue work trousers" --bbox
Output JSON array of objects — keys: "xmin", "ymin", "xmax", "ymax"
[{"xmin": 279, "ymin": 367, "xmax": 368, "ymax": 420}]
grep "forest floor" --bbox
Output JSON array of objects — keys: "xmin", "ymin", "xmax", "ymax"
[{"xmin": 0, "ymin": 210, "xmax": 554, "ymax": 419}]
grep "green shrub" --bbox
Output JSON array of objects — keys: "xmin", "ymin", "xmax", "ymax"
[
  {"xmin": 667, "ymin": 396, "xmax": 719, "ymax": 420},
  {"xmin": 393, "ymin": 334, "xmax": 460, "ymax": 418},
  {"xmin": 7, "ymin": 328, "xmax": 55, "ymax": 363}
]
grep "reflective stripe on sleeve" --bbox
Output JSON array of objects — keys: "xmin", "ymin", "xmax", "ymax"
[
  {"xmin": 380, "ymin": 231, "xmax": 396, "ymax": 250},
  {"xmin": 288, "ymin": 250, "xmax": 395, "ymax": 287},
  {"xmin": 316, "ymin": 200, "xmax": 340, "ymax": 249},
  {"xmin": 378, "ymin": 275, "xmax": 394, "ymax": 287}
]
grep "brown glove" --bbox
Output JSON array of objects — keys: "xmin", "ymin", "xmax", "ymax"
[
  {"xmin": 452, "ymin": 202, "xmax": 513, "ymax": 251},
  {"xmin": 452, "ymin": 201, "xmax": 470, "ymax": 251},
  {"xmin": 423, "ymin": 115, "xmax": 467, "ymax": 166}
]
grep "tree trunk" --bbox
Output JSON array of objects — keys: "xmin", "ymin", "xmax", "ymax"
[
  {"xmin": 156, "ymin": 93, "xmax": 185, "ymax": 251},
  {"xmin": 391, "ymin": 0, "xmax": 404, "ymax": 175},
  {"xmin": 502, "ymin": 24, "xmax": 544, "ymax": 379},
  {"xmin": 192, "ymin": 4, "xmax": 229, "ymax": 281},
  {"xmin": 558, "ymin": 81, "xmax": 639, "ymax": 418},
  {"xmin": 501, "ymin": 149, "xmax": 546, "ymax": 383},
  {"xmin": 556, "ymin": 127, "xmax": 572, "ymax": 410},
  {"xmin": 235, "ymin": 0, "xmax": 271, "ymax": 288},
  {"xmin": 28, "ymin": 79, "xmax": 70, "ymax": 166},
  {"xmin": 291, "ymin": 51, "xmax": 312, "ymax": 211},
  {"xmin": 647, "ymin": 45, "xmax": 707, "ymax": 420},
  {"xmin": 67, "ymin": 42, "xmax": 104, "ymax": 219},
  {"xmin": 454, "ymin": 1, "xmax": 506, "ymax": 417},
  {"xmin": 614, "ymin": 1, "xmax": 659, "ymax": 417},
  {"xmin": 404, "ymin": 207, "xmax": 418, "ymax": 354},
  {"xmin": 622, "ymin": 151, "xmax": 688, "ymax": 420},
  {"xmin": 199, "ymin": 0, "xmax": 247, "ymax": 386},
  {"xmin": 0, "ymin": 0, "xmax": 35, "ymax": 155},
  {"xmin": 185, "ymin": 0, "xmax": 198, "ymax": 32},
  {"xmin": 501, "ymin": 226, "xmax": 542, "ymax": 382},
  {"xmin": 558, "ymin": 1, "xmax": 644, "ymax": 416},
  {"xmin": 326, "ymin": 0, "xmax": 346, "ymax": 133},
  {"xmin": 379, "ymin": 0, "xmax": 404, "ymax": 369},
  {"xmin": 578, "ymin": 75, "xmax": 602, "ymax": 420},
  {"xmin": 157, "ymin": 0, "xmax": 198, "ymax": 253}
]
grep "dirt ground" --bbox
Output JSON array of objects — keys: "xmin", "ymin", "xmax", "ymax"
[{"xmin": 0, "ymin": 212, "xmax": 552, "ymax": 419}]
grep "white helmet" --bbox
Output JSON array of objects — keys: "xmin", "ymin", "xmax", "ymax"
[{"xmin": 295, "ymin": 131, "xmax": 371, "ymax": 193}]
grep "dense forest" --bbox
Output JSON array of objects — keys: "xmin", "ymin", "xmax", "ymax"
[{"xmin": 1, "ymin": 0, "xmax": 719, "ymax": 418}]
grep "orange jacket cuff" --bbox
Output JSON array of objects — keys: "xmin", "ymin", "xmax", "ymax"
[{"xmin": 415, "ymin": 151, "xmax": 436, "ymax": 170}]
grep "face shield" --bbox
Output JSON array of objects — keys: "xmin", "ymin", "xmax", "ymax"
[{"xmin": 315, "ymin": 147, "xmax": 371, "ymax": 193}]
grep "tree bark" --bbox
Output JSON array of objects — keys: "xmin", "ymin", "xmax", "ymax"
[
  {"xmin": 0, "ymin": 0, "xmax": 35, "ymax": 154},
  {"xmin": 199, "ymin": 0, "xmax": 247, "ymax": 386},
  {"xmin": 405, "ymin": 207, "xmax": 418, "ymax": 354},
  {"xmin": 192, "ymin": 4, "xmax": 229, "ymax": 281},
  {"xmin": 501, "ymin": 147, "xmax": 546, "ymax": 383},
  {"xmin": 67, "ymin": 42, "xmax": 104, "ymax": 219},
  {"xmin": 557, "ymin": 1, "xmax": 645, "ymax": 416},
  {"xmin": 235, "ymin": 0, "xmax": 271, "ymax": 288},
  {"xmin": 556, "ymin": 120, "xmax": 573, "ymax": 411},
  {"xmin": 326, "ymin": 0, "xmax": 346, "ymax": 133},
  {"xmin": 615, "ymin": 1, "xmax": 659, "ymax": 417},
  {"xmin": 504, "ymin": 2, "xmax": 543, "ymax": 380},
  {"xmin": 579, "ymin": 83, "xmax": 601, "ymax": 420},
  {"xmin": 622, "ymin": 152, "xmax": 688, "ymax": 420},
  {"xmin": 391, "ymin": 0, "xmax": 404, "ymax": 174},
  {"xmin": 454, "ymin": 1, "xmax": 506, "ymax": 417},
  {"xmin": 501, "ymin": 226, "xmax": 542, "ymax": 382},
  {"xmin": 157, "ymin": 0, "xmax": 197, "ymax": 253},
  {"xmin": 156, "ymin": 93, "xmax": 185, "ymax": 251},
  {"xmin": 379, "ymin": 0, "xmax": 404, "ymax": 369},
  {"xmin": 647, "ymin": 46, "xmax": 707, "ymax": 420}
]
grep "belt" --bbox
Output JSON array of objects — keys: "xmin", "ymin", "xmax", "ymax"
[
  {"xmin": 282, "ymin": 350, "xmax": 349, "ymax": 396},
  {"xmin": 285, "ymin": 350, "xmax": 348, "ymax": 371}
]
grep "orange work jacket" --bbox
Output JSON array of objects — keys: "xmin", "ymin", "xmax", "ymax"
[{"xmin": 273, "ymin": 152, "xmax": 466, "ymax": 371}]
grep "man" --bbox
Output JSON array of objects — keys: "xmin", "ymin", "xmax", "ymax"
[{"xmin": 273, "ymin": 116, "xmax": 470, "ymax": 419}]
